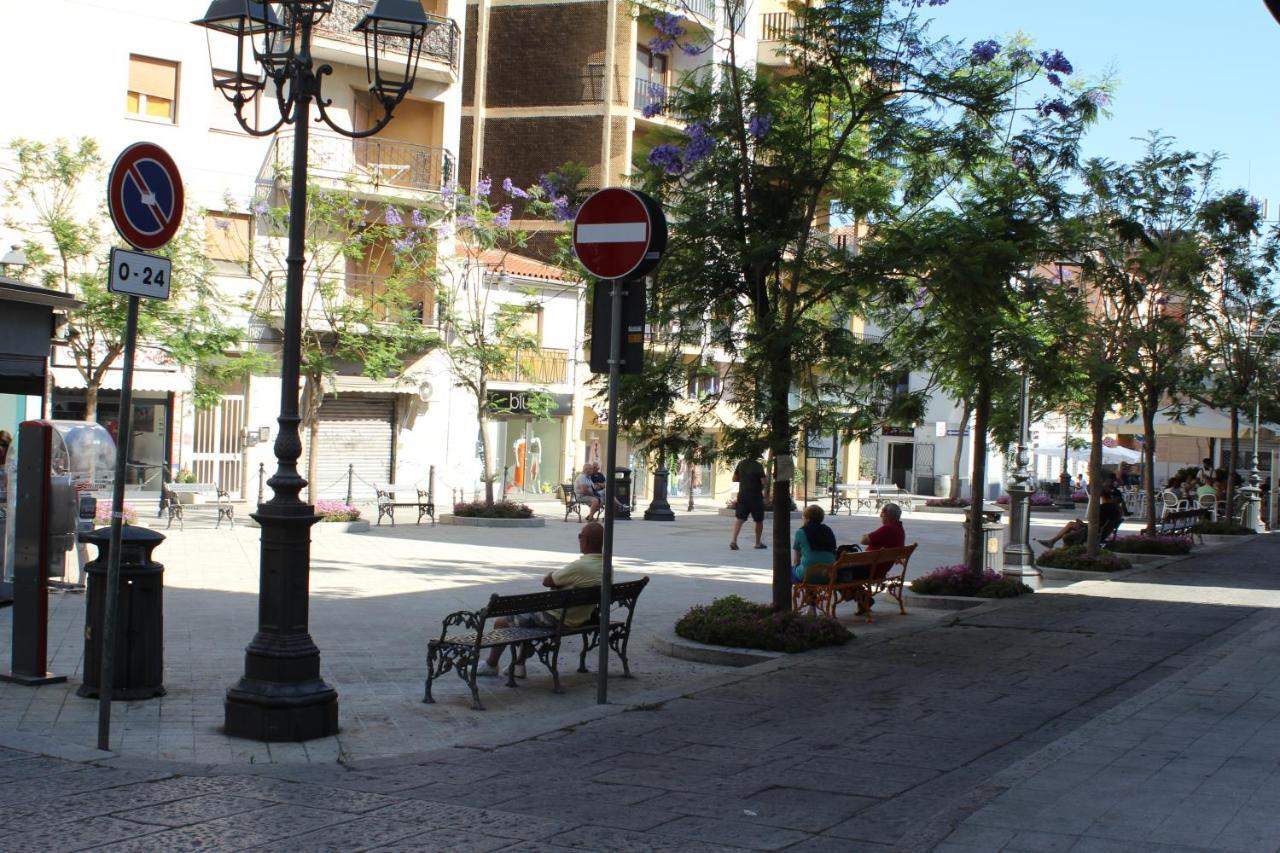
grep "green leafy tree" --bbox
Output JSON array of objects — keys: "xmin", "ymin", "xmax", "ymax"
[
  {"xmin": 1075, "ymin": 136, "xmax": 1216, "ymax": 537},
  {"xmin": 1192, "ymin": 189, "xmax": 1280, "ymax": 517},
  {"xmin": 3, "ymin": 137, "xmax": 251, "ymax": 418},
  {"xmin": 631, "ymin": 2, "xmax": 1105, "ymax": 605}
]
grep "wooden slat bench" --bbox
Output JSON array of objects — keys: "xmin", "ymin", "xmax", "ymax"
[
  {"xmin": 424, "ymin": 577, "xmax": 649, "ymax": 710},
  {"xmin": 375, "ymin": 483, "xmax": 435, "ymax": 526},
  {"xmin": 792, "ymin": 544, "xmax": 918, "ymax": 622},
  {"xmin": 560, "ymin": 483, "xmax": 585, "ymax": 522},
  {"xmin": 1157, "ymin": 507, "xmax": 1209, "ymax": 541},
  {"xmin": 162, "ymin": 483, "xmax": 234, "ymax": 530}
]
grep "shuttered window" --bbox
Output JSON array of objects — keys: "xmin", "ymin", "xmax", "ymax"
[
  {"xmin": 305, "ymin": 395, "xmax": 395, "ymax": 501},
  {"xmin": 205, "ymin": 212, "xmax": 252, "ymax": 271},
  {"xmin": 127, "ymin": 55, "xmax": 178, "ymax": 123}
]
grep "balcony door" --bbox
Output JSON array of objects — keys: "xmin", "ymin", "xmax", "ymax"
[
  {"xmin": 352, "ymin": 92, "xmax": 443, "ymax": 191},
  {"xmin": 634, "ymin": 47, "xmax": 667, "ymax": 110}
]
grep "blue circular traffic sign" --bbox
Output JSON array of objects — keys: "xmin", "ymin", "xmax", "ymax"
[{"xmin": 107, "ymin": 143, "xmax": 184, "ymax": 251}]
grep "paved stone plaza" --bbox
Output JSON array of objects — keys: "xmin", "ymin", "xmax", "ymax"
[{"xmin": 0, "ymin": 505, "xmax": 1278, "ymax": 851}]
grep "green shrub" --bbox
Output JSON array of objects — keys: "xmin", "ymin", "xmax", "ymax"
[
  {"xmin": 1191, "ymin": 520, "xmax": 1256, "ymax": 536},
  {"xmin": 1036, "ymin": 545, "xmax": 1132, "ymax": 572},
  {"xmin": 910, "ymin": 565, "xmax": 1033, "ymax": 598},
  {"xmin": 452, "ymin": 500, "xmax": 534, "ymax": 519},
  {"xmin": 1105, "ymin": 534, "xmax": 1193, "ymax": 555},
  {"xmin": 675, "ymin": 595, "xmax": 852, "ymax": 653}
]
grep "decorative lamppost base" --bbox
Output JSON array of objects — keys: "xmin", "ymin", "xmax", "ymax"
[
  {"xmin": 225, "ymin": 684, "xmax": 338, "ymax": 742},
  {"xmin": 644, "ymin": 466, "xmax": 676, "ymax": 521}
]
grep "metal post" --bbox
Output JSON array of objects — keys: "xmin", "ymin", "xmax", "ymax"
[
  {"xmin": 257, "ymin": 462, "xmax": 265, "ymax": 505},
  {"xmin": 224, "ymin": 14, "xmax": 338, "ymax": 741},
  {"xmin": 1003, "ymin": 367, "xmax": 1039, "ymax": 585},
  {"xmin": 598, "ymin": 279, "xmax": 623, "ymax": 704},
  {"xmin": 1242, "ymin": 394, "xmax": 1264, "ymax": 532},
  {"xmin": 346, "ymin": 463, "xmax": 354, "ymax": 507},
  {"xmin": 98, "ymin": 295, "xmax": 138, "ymax": 750}
]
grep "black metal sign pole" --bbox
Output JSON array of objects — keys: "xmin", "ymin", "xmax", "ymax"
[
  {"xmin": 98, "ymin": 294, "xmax": 139, "ymax": 751},
  {"xmin": 598, "ymin": 278, "xmax": 624, "ymax": 704}
]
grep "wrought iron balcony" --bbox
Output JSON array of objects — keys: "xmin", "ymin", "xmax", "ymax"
[
  {"xmin": 760, "ymin": 11, "xmax": 794, "ymax": 41},
  {"xmin": 490, "ymin": 348, "xmax": 569, "ymax": 385},
  {"xmin": 634, "ymin": 78, "xmax": 672, "ymax": 117},
  {"xmin": 319, "ymin": 0, "xmax": 460, "ymax": 71},
  {"xmin": 258, "ymin": 130, "xmax": 455, "ymax": 201}
]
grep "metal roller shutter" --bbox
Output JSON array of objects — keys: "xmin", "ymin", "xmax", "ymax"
[{"xmin": 305, "ymin": 394, "xmax": 395, "ymax": 501}]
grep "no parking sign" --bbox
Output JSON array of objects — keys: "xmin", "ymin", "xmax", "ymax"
[{"xmin": 107, "ymin": 142, "xmax": 184, "ymax": 252}]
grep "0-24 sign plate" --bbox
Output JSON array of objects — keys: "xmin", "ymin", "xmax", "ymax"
[{"xmin": 108, "ymin": 247, "xmax": 172, "ymax": 300}]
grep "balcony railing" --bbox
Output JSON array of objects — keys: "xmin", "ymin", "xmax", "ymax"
[
  {"xmin": 252, "ymin": 271, "xmax": 435, "ymax": 331},
  {"xmin": 490, "ymin": 348, "xmax": 569, "ymax": 385},
  {"xmin": 634, "ymin": 78, "xmax": 672, "ymax": 116},
  {"xmin": 760, "ymin": 12, "xmax": 794, "ymax": 40},
  {"xmin": 319, "ymin": 1, "xmax": 460, "ymax": 70},
  {"xmin": 686, "ymin": 0, "xmax": 716, "ymax": 21},
  {"xmin": 259, "ymin": 130, "xmax": 455, "ymax": 199}
]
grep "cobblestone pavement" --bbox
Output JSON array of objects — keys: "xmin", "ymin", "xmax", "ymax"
[
  {"xmin": 0, "ymin": 503, "xmax": 1091, "ymax": 764},
  {"xmin": 0, "ymin": 522, "xmax": 1275, "ymax": 849}
]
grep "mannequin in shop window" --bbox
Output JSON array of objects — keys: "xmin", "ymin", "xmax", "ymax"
[
  {"xmin": 513, "ymin": 436, "xmax": 527, "ymax": 489},
  {"xmin": 528, "ymin": 436, "xmax": 541, "ymax": 492}
]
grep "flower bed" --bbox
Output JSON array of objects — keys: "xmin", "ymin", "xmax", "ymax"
[
  {"xmin": 1105, "ymin": 534, "xmax": 1192, "ymax": 556},
  {"xmin": 1191, "ymin": 521, "xmax": 1257, "ymax": 536},
  {"xmin": 1071, "ymin": 491, "xmax": 1088, "ymax": 502},
  {"xmin": 1036, "ymin": 545, "xmax": 1132, "ymax": 572},
  {"xmin": 316, "ymin": 500, "xmax": 361, "ymax": 522},
  {"xmin": 924, "ymin": 497, "xmax": 970, "ymax": 508},
  {"xmin": 675, "ymin": 595, "xmax": 852, "ymax": 653},
  {"xmin": 909, "ymin": 565, "xmax": 1032, "ymax": 598},
  {"xmin": 94, "ymin": 502, "xmax": 138, "ymax": 526},
  {"xmin": 995, "ymin": 493, "xmax": 1057, "ymax": 507},
  {"xmin": 453, "ymin": 500, "xmax": 534, "ymax": 519}
]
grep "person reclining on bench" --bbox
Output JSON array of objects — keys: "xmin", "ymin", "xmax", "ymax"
[
  {"xmin": 1037, "ymin": 489, "xmax": 1122, "ymax": 551},
  {"xmin": 477, "ymin": 521, "xmax": 604, "ymax": 678}
]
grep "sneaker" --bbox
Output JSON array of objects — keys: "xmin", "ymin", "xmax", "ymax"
[
  {"xmin": 508, "ymin": 663, "xmax": 527, "ymax": 679},
  {"xmin": 753, "ymin": 543, "xmax": 767, "ymax": 549},
  {"xmin": 476, "ymin": 662, "xmax": 500, "ymax": 677},
  {"xmin": 729, "ymin": 542, "xmax": 740, "ymax": 550}
]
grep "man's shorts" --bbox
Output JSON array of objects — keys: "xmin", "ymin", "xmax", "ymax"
[
  {"xmin": 735, "ymin": 494, "xmax": 765, "ymax": 523},
  {"xmin": 512, "ymin": 611, "xmax": 559, "ymax": 629}
]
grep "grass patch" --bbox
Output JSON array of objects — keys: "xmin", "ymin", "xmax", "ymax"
[
  {"xmin": 675, "ymin": 595, "xmax": 853, "ymax": 653},
  {"xmin": 1036, "ymin": 545, "xmax": 1132, "ymax": 572},
  {"xmin": 452, "ymin": 500, "xmax": 534, "ymax": 519},
  {"xmin": 909, "ymin": 564, "xmax": 1033, "ymax": 598}
]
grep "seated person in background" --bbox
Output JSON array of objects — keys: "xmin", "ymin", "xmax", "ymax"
[
  {"xmin": 588, "ymin": 462, "xmax": 626, "ymax": 514},
  {"xmin": 479, "ymin": 522, "xmax": 604, "ymax": 678},
  {"xmin": 1195, "ymin": 477, "xmax": 1217, "ymax": 502},
  {"xmin": 792, "ymin": 504, "xmax": 838, "ymax": 583},
  {"xmin": 574, "ymin": 465, "xmax": 602, "ymax": 521},
  {"xmin": 1073, "ymin": 473, "xmax": 1086, "ymax": 493},
  {"xmin": 861, "ymin": 502, "xmax": 906, "ymax": 550},
  {"xmin": 1037, "ymin": 491, "xmax": 1123, "ymax": 550}
]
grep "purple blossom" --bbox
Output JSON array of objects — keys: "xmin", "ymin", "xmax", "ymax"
[
  {"xmin": 475, "ymin": 177, "xmax": 492, "ymax": 198},
  {"xmin": 494, "ymin": 204, "xmax": 513, "ymax": 229},
  {"xmin": 648, "ymin": 143, "xmax": 685, "ymax": 175},
  {"xmin": 441, "ymin": 185, "xmax": 457, "ymax": 202},
  {"xmin": 649, "ymin": 34, "xmax": 676, "ymax": 54},
  {"xmin": 502, "ymin": 177, "xmax": 529, "ymax": 199},
  {"xmin": 1046, "ymin": 73, "xmax": 1063, "ymax": 88},
  {"xmin": 393, "ymin": 235, "xmax": 416, "ymax": 253},
  {"xmin": 1039, "ymin": 50, "xmax": 1073, "ymax": 76},
  {"xmin": 252, "ymin": 201, "xmax": 268, "ymax": 215},
  {"xmin": 1087, "ymin": 89, "xmax": 1111, "ymax": 107},
  {"xmin": 642, "ymin": 99, "xmax": 664, "ymax": 119},
  {"xmin": 969, "ymin": 39, "xmax": 1000, "ymax": 65},
  {"xmin": 683, "ymin": 122, "xmax": 715, "ymax": 163},
  {"xmin": 550, "ymin": 195, "xmax": 575, "ymax": 222},
  {"xmin": 654, "ymin": 12, "xmax": 686, "ymax": 38},
  {"xmin": 458, "ymin": 214, "xmax": 476, "ymax": 228},
  {"xmin": 411, "ymin": 208, "xmax": 428, "ymax": 228},
  {"xmin": 681, "ymin": 43, "xmax": 704, "ymax": 57},
  {"xmin": 384, "ymin": 206, "xmax": 403, "ymax": 226},
  {"xmin": 1036, "ymin": 97, "xmax": 1071, "ymax": 120},
  {"xmin": 747, "ymin": 113, "xmax": 773, "ymax": 140}
]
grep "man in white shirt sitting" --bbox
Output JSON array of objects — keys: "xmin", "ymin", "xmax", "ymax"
[{"xmin": 574, "ymin": 465, "xmax": 601, "ymax": 521}]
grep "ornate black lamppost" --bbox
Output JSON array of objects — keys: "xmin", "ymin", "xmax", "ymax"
[
  {"xmin": 195, "ymin": 0, "xmax": 434, "ymax": 741},
  {"xmin": 1003, "ymin": 367, "xmax": 1039, "ymax": 585}
]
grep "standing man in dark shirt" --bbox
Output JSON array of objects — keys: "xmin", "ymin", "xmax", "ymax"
[{"xmin": 730, "ymin": 454, "xmax": 767, "ymax": 550}]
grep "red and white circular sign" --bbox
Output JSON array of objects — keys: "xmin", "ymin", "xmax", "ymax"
[
  {"xmin": 107, "ymin": 142, "xmax": 185, "ymax": 251},
  {"xmin": 573, "ymin": 188, "xmax": 659, "ymax": 280}
]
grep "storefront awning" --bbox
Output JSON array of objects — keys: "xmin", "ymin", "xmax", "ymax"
[
  {"xmin": 331, "ymin": 375, "xmax": 420, "ymax": 395},
  {"xmin": 50, "ymin": 365, "xmax": 191, "ymax": 394},
  {"xmin": 1105, "ymin": 408, "xmax": 1279, "ymax": 440}
]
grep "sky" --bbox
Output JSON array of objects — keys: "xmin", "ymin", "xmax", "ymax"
[{"xmin": 925, "ymin": 0, "xmax": 1280, "ymax": 214}]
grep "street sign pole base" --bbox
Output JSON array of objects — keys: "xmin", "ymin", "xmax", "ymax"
[{"xmin": 0, "ymin": 670, "xmax": 67, "ymax": 686}]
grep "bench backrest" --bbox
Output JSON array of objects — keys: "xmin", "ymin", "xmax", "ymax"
[
  {"xmin": 560, "ymin": 483, "xmax": 577, "ymax": 503},
  {"xmin": 481, "ymin": 576, "xmax": 651, "ymax": 622},
  {"xmin": 802, "ymin": 543, "xmax": 917, "ymax": 585}
]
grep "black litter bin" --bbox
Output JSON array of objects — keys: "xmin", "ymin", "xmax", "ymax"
[
  {"xmin": 77, "ymin": 526, "xmax": 166, "ymax": 700},
  {"xmin": 613, "ymin": 466, "xmax": 633, "ymax": 520}
]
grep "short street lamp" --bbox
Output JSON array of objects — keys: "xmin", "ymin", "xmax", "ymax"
[
  {"xmin": 1240, "ymin": 315, "xmax": 1277, "ymax": 534},
  {"xmin": 1003, "ymin": 366, "xmax": 1039, "ymax": 586},
  {"xmin": 196, "ymin": 0, "xmax": 434, "ymax": 741}
]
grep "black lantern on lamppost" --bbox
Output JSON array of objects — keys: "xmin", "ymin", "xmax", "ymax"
[{"xmin": 195, "ymin": 0, "xmax": 433, "ymax": 742}]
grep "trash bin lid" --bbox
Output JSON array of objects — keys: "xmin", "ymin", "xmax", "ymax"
[{"xmin": 81, "ymin": 525, "xmax": 166, "ymax": 547}]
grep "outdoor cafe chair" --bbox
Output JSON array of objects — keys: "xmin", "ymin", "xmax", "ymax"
[{"xmin": 1197, "ymin": 493, "xmax": 1217, "ymax": 522}]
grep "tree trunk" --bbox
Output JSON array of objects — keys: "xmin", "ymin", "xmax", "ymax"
[
  {"xmin": 950, "ymin": 400, "xmax": 971, "ymax": 501},
  {"xmin": 767, "ymin": 363, "xmax": 794, "ymax": 612},
  {"xmin": 301, "ymin": 372, "xmax": 324, "ymax": 503},
  {"xmin": 1226, "ymin": 406, "xmax": 1240, "ymax": 521},
  {"xmin": 1141, "ymin": 402, "xmax": 1158, "ymax": 534},
  {"xmin": 963, "ymin": 378, "xmax": 992, "ymax": 572},
  {"xmin": 84, "ymin": 381, "xmax": 100, "ymax": 423},
  {"xmin": 1084, "ymin": 391, "xmax": 1106, "ymax": 557}
]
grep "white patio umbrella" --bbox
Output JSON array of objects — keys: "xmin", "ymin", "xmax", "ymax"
[
  {"xmin": 1105, "ymin": 408, "xmax": 1279, "ymax": 439},
  {"xmin": 1033, "ymin": 443, "xmax": 1142, "ymax": 464}
]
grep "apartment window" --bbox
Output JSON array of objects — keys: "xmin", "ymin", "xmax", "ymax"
[
  {"xmin": 205, "ymin": 212, "xmax": 252, "ymax": 272},
  {"xmin": 635, "ymin": 47, "xmax": 668, "ymax": 86},
  {"xmin": 126, "ymin": 55, "xmax": 179, "ymax": 123},
  {"xmin": 209, "ymin": 70, "xmax": 260, "ymax": 133},
  {"xmin": 513, "ymin": 307, "xmax": 543, "ymax": 344}
]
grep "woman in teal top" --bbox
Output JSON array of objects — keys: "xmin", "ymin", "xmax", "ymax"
[{"xmin": 792, "ymin": 504, "xmax": 838, "ymax": 583}]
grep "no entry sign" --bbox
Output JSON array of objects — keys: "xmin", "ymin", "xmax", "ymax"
[
  {"xmin": 107, "ymin": 143, "xmax": 185, "ymax": 251},
  {"xmin": 572, "ymin": 188, "xmax": 666, "ymax": 280}
]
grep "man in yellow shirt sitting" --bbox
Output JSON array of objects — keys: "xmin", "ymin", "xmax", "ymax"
[{"xmin": 478, "ymin": 521, "xmax": 604, "ymax": 678}]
